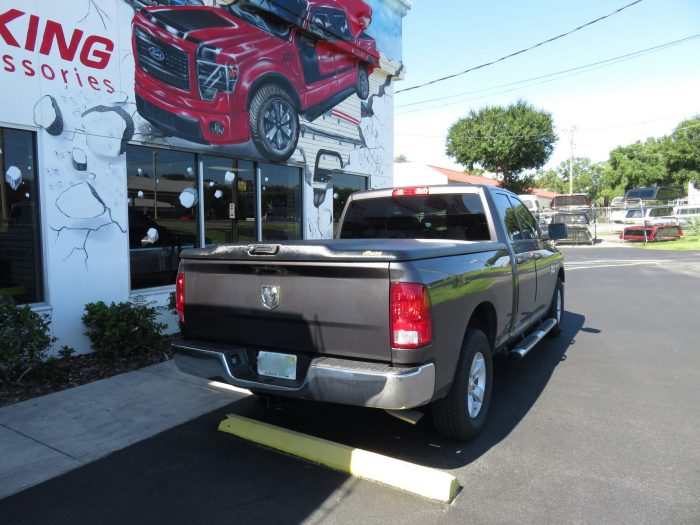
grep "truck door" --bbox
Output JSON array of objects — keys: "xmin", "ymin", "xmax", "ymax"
[
  {"xmin": 492, "ymin": 193, "xmax": 539, "ymax": 334},
  {"xmin": 510, "ymin": 196, "xmax": 557, "ymax": 317}
]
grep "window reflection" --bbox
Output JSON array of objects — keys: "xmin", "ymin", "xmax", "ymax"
[
  {"xmin": 0, "ymin": 128, "xmax": 43, "ymax": 303},
  {"xmin": 333, "ymin": 172, "xmax": 367, "ymax": 235},
  {"xmin": 126, "ymin": 145, "xmax": 197, "ymax": 290},
  {"xmin": 126, "ymin": 146, "xmax": 304, "ymax": 288},
  {"xmin": 260, "ymin": 163, "xmax": 302, "ymax": 241},
  {"xmin": 202, "ymin": 156, "xmax": 256, "ymax": 245}
]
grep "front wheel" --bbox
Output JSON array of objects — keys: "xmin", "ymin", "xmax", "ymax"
[
  {"xmin": 432, "ymin": 328, "xmax": 493, "ymax": 441},
  {"xmin": 249, "ymin": 84, "xmax": 299, "ymax": 162},
  {"xmin": 546, "ymin": 277, "xmax": 564, "ymax": 337}
]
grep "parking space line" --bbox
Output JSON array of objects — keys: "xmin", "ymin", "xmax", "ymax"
[
  {"xmin": 567, "ymin": 260, "xmax": 672, "ymax": 270},
  {"xmin": 218, "ymin": 414, "xmax": 460, "ymax": 503}
]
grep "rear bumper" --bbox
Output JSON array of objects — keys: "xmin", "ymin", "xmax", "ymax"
[{"xmin": 172, "ymin": 339, "xmax": 435, "ymax": 410}]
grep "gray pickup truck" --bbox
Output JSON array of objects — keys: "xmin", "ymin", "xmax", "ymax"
[{"xmin": 172, "ymin": 185, "xmax": 567, "ymax": 440}]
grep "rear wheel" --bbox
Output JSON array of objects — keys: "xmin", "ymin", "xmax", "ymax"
[
  {"xmin": 546, "ymin": 278, "xmax": 564, "ymax": 337},
  {"xmin": 355, "ymin": 66, "xmax": 370, "ymax": 100},
  {"xmin": 432, "ymin": 328, "xmax": 493, "ymax": 441}
]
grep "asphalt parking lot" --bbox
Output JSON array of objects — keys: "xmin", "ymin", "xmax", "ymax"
[{"xmin": 1, "ymin": 246, "xmax": 699, "ymax": 524}]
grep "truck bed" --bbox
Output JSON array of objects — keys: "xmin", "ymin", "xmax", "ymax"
[{"xmin": 180, "ymin": 239, "xmax": 505, "ymax": 363}]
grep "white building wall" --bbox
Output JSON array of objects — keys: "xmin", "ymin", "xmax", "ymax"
[{"xmin": 0, "ymin": 0, "xmax": 408, "ymax": 353}]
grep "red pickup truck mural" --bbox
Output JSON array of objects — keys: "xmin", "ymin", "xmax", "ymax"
[{"xmin": 132, "ymin": 0, "xmax": 380, "ymax": 161}]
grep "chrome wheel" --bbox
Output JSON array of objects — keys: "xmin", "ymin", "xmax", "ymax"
[
  {"xmin": 467, "ymin": 351, "xmax": 486, "ymax": 418},
  {"xmin": 262, "ymin": 99, "xmax": 295, "ymax": 152}
]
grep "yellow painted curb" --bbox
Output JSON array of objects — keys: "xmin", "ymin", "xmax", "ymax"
[{"xmin": 218, "ymin": 414, "xmax": 460, "ymax": 503}]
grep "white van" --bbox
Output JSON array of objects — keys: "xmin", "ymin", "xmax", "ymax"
[
  {"xmin": 623, "ymin": 206, "xmax": 675, "ymax": 225},
  {"xmin": 673, "ymin": 205, "xmax": 700, "ymax": 226},
  {"xmin": 518, "ymin": 194, "xmax": 541, "ymax": 213}
]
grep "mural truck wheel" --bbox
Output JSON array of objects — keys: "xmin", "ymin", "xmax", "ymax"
[
  {"xmin": 356, "ymin": 66, "xmax": 370, "ymax": 100},
  {"xmin": 249, "ymin": 84, "xmax": 299, "ymax": 162}
]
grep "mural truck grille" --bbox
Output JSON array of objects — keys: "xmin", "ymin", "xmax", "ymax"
[{"xmin": 135, "ymin": 27, "xmax": 190, "ymax": 91}]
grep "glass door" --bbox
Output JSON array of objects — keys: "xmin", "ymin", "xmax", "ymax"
[{"xmin": 201, "ymin": 156, "xmax": 256, "ymax": 245}]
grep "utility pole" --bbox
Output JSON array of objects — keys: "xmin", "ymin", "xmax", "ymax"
[{"xmin": 568, "ymin": 126, "xmax": 576, "ymax": 194}]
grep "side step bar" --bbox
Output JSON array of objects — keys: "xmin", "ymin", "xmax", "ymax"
[{"xmin": 509, "ymin": 318, "xmax": 558, "ymax": 360}]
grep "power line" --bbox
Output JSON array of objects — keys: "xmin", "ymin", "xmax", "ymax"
[
  {"xmin": 396, "ymin": 34, "xmax": 700, "ymax": 111},
  {"xmin": 395, "ymin": 0, "xmax": 645, "ymax": 95},
  {"xmin": 396, "ymin": 112, "xmax": 699, "ymax": 139}
]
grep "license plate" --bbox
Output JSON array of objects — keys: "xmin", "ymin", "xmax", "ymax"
[{"xmin": 257, "ymin": 351, "xmax": 297, "ymax": 380}]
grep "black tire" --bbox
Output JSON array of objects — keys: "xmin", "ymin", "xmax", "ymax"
[
  {"xmin": 432, "ymin": 328, "xmax": 493, "ymax": 441},
  {"xmin": 355, "ymin": 66, "xmax": 370, "ymax": 100},
  {"xmin": 249, "ymin": 83, "xmax": 299, "ymax": 162},
  {"xmin": 546, "ymin": 278, "xmax": 564, "ymax": 337}
]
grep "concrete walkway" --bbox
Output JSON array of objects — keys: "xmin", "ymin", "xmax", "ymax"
[{"xmin": 0, "ymin": 361, "xmax": 246, "ymax": 500}]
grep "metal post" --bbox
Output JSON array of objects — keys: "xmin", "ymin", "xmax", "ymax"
[
  {"xmin": 197, "ymin": 159, "xmax": 205, "ymax": 248},
  {"xmin": 568, "ymin": 127, "xmax": 575, "ymax": 195},
  {"xmin": 255, "ymin": 165, "xmax": 263, "ymax": 242},
  {"xmin": 152, "ymin": 150, "xmax": 158, "ymax": 220}
]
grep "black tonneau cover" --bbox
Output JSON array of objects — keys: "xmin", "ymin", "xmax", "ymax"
[{"xmin": 181, "ymin": 238, "xmax": 506, "ymax": 263}]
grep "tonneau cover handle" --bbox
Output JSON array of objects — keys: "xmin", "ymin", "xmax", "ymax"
[{"xmin": 248, "ymin": 244, "xmax": 280, "ymax": 256}]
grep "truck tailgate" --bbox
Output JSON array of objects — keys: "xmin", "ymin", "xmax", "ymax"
[{"xmin": 182, "ymin": 258, "xmax": 391, "ymax": 361}]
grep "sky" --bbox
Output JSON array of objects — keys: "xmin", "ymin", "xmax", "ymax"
[{"xmin": 393, "ymin": 0, "xmax": 700, "ymax": 173}]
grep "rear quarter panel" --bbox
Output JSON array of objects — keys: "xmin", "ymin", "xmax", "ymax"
[{"xmin": 392, "ymin": 247, "xmax": 514, "ymax": 394}]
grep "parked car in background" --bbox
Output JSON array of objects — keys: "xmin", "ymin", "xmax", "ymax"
[
  {"xmin": 518, "ymin": 194, "xmax": 542, "ymax": 214},
  {"xmin": 673, "ymin": 204, "xmax": 700, "ymax": 227},
  {"xmin": 624, "ymin": 186, "xmax": 684, "ymax": 205},
  {"xmin": 551, "ymin": 193, "xmax": 592, "ymax": 221},
  {"xmin": 622, "ymin": 205, "xmax": 675, "ymax": 226},
  {"xmin": 551, "ymin": 211, "xmax": 593, "ymax": 245},
  {"xmin": 620, "ymin": 224, "xmax": 683, "ymax": 242},
  {"xmin": 610, "ymin": 196, "xmax": 625, "ymax": 208}
]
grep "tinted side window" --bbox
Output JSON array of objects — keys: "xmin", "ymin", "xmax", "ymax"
[
  {"xmin": 493, "ymin": 193, "xmax": 521, "ymax": 242},
  {"xmin": 510, "ymin": 197, "xmax": 538, "ymax": 240}
]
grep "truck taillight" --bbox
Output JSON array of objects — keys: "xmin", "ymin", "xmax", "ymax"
[
  {"xmin": 390, "ymin": 282, "xmax": 432, "ymax": 349},
  {"xmin": 176, "ymin": 273, "xmax": 185, "ymax": 325}
]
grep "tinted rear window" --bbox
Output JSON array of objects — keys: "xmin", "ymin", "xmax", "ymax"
[
  {"xmin": 339, "ymin": 194, "xmax": 491, "ymax": 241},
  {"xmin": 625, "ymin": 188, "xmax": 656, "ymax": 199},
  {"xmin": 552, "ymin": 195, "xmax": 590, "ymax": 207}
]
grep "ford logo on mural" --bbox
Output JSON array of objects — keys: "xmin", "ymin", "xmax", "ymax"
[
  {"xmin": 147, "ymin": 46, "xmax": 165, "ymax": 62},
  {"xmin": 261, "ymin": 285, "xmax": 280, "ymax": 310}
]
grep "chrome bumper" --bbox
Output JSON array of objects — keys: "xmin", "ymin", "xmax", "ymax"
[{"xmin": 172, "ymin": 339, "xmax": 435, "ymax": 410}]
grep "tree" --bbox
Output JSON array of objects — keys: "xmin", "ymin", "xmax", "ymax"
[
  {"xmin": 446, "ymin": 99, "xmax": 557, "ymax": 193},
  {"xmin": 394, "ymin": 154, "xmax": 409, "ymax": 163},
  {"xmin": 665, "ymin": 115, "xmax": 700, "ymax": 186},
  {"xmin": 535, "ymin": 157, "xmax": 606, "ymax": 203},
  {"xmin": 607, "ymin": 138, "xmax": 668, "ymax": 189}
]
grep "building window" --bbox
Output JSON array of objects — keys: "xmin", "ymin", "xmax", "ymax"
[
  {"xmin": 0, "ymin": 128, "xmax": 43, "ymax": 303},
  {"xmin": 126, "ymin": 145, "xmax": 303, "ymax": 289},
  {"xmin": 333, "ymin": 172, "xmax": 368, "ymax": 234},
  {"xmin": 201, "ymin": 156, "xmax": 256, "ymax": 245},
  {"xmin": 260, "ymin": 162, "xmax": 302, "ymax": 241},
  {"xmin": 126, "ymin": 145, "xmax": 198, "ymax": 290}
]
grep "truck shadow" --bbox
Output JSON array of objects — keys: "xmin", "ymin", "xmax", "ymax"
[{"xmin": 227, "ymin": 311, "xmax": 587, "ymax": 471}]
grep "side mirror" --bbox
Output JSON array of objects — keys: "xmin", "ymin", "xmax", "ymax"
[{"xmin": 547, "ymin": 222, "xmax": 568, "ymax": 240}]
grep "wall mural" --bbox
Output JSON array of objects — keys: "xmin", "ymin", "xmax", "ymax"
[{"xmin": 0, "ymin": 0, "xmax": 405, "ymax": 351}]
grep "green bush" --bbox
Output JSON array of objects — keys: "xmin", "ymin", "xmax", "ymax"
[
  {"xmin": 0, "ymin": 299, "xmax": 57, "ymax": 384},
  {"xmin": 82, "ymin": 298, "xmax": 166, "ymax": 359},
  {"xmin": 687, "ymin": 217, "xmax": 700, "ymax": 239}
]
